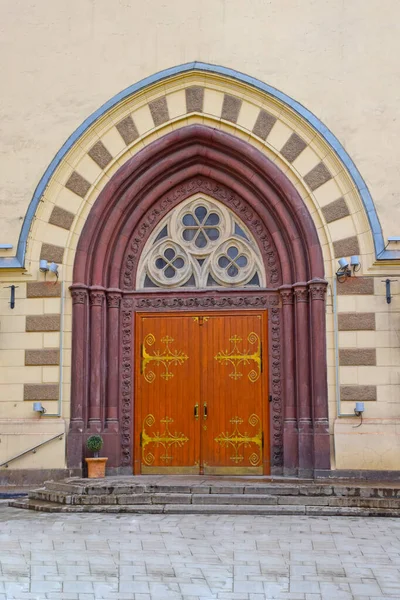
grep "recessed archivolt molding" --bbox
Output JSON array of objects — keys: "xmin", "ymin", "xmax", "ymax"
[{"xmin": 12, "ymin": 64, "xmax": 386, "ymax": 282}]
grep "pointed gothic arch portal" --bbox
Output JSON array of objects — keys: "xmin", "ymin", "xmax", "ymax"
[{"xmin": 69, "ymin": 124, "xmax": 330, "ymax": 477}]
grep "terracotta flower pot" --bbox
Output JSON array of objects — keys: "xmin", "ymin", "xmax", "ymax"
[{"xmin": 85, "ymin": 457, "xmax": 108, "ymax": 478}]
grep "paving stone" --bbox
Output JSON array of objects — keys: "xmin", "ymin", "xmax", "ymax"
[{"xmin": 1, "ymin": 503, "xmax": 400, "ymax": 599}]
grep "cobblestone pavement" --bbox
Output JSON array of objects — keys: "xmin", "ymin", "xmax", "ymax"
[{"xmin": 1, "ymin": 503, "xmax": 400, "ymax": 599}]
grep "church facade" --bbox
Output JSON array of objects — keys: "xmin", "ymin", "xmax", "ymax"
[{"xmin": 1, "ymin": 3, "xmax": 400, "ymax": 482}]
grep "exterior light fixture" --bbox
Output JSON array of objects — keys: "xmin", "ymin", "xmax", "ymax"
[
  {"xmin": 40, "ymin": 259, "xmax": 49, "ymax": 272},
  {"xmin": 354, "ymin": 401, "xmax": 364, "ymax": 416},
  {"xmin": 353, "ymin": 401, "xmax": 364, "ymax": 428},
  {"xmin": 39, "ymin": 260, "xmax": 59, "ymax": 281},
  {"xmin": 336, "ymin": 255, "xmax": 361, "ymax": 283},
  {"xmin": 33, "ymin": 402, "xmax": 46, "ymax": 415}
]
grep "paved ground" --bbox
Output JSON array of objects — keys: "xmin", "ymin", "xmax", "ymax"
[{"xmin": 1, "ymin": 502, "xmax": 400, "ymax": 599}]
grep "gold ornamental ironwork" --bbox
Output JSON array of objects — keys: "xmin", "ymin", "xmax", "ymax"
[
  {"xmin": 141, "ymin": 334, "xmax": 188, "ymax": 382},
  {"xmin": 214, "ymin": 414, "xmax": 262, "ymax": 465},
  {"xmin": 214, "ymin": 332, "xmax": 261, "ymax": 382},
  {"xmin": 141, "ymin": 414, "xmax": 189, "ymax": 465}
]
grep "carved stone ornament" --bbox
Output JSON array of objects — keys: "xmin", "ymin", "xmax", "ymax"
[
  {"xmin": 89, "ymin": 290, "xmax": 105, "ymax": 306},
  {"xmin": 269, "ymin": 307, "xmax": 283, "ymax": 467},
  {"xmin": 279, "ymin": 287, "xmax": 294, "ymax": 305},
  {"xmin": 107, "ymin": 293, "xmax": 122, "ymax": 308},
  {"xmin": 70, "ymin": 288, "xmax": 87, "ymax": 305},
  {"xmin": 130, "ymin": 293, "xmax": 279, "ymax": 310},
  {"xmin": 309, "ymin": 279, "xmax": 328, "ymax": 301},
  {"xmin": 293, "ymin": 285, "xmax": 309, "ymax": 303}
]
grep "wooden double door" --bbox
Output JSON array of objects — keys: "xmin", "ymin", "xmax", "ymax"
[{"xmin": 134, "ymin": 311, "xmax": 269, "ymax": 475}]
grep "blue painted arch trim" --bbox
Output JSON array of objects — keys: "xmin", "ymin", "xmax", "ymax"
[{"xmin": 4, "ymin": 61, "xmax": 395, "ymax": 269}]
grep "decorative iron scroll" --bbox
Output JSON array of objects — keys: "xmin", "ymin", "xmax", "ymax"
[
  {"xmin": 141, "ymin": 414, "xmax": 189, "ymax": 464},
  {"xmin": 141, "ymin": 334, "xmax": 188, "ymax": 382},
  {"xmin": 214, "ymin": 332, "xmax": 261, "ymax": 382},
  {"xmin": 214, "ymin": 414, "xmax": 262, "ymax": 465}
]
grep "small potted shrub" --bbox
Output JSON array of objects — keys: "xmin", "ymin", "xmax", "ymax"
[{"xmin": 85, "ymin": 435, "xmax": 107, "ymax": 478}]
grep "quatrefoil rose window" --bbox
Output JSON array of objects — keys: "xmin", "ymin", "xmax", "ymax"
[{"xmin": 137, "ymin": 195, "xmax": 265, "ymax": 289}]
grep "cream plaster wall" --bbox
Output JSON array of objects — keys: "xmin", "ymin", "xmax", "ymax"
[
  {"xmin": 1, "ymin": 0, "xmax": 400, "ymax": 250},
  {"xmin": 1, "ymin": 1, "xmax": 400, "ymax": 475}
]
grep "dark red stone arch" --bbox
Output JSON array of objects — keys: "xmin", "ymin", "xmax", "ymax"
[{"xmin": 69, "ymin": 125, "xmax": 330, "ymax": 477}]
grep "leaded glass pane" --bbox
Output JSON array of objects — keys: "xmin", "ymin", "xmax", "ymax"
[
  {"xmin": 183, "ymin": 214, "xmax": 196, "ymax": 226},
  {"xmin": 227, "ymin": 265, "xmax": 238, "ymax": 277},
  {"xmin": 205, "ymin": 213, "xmax": 220, "ymax": 226},
  {"xmin": 155, "ymin": 258, "xmax": 166, "ymax": 269},
  {"xmin": 206, "ymin": 228, "xmax": 219, "ymax": 240},
  {"xmin": 164, "ymin": 266, "xmax": 176, "ymax": 278},
  {"xmin": 164, "ymin": 248, "xmax": 175, "ymax": 261},
  {"xmin": 227, "ymin": 246, "xmax": 239, "ymax": 259},
  {"xmin": 236, "ymin": 255, "xmax": 248, "ymax": 267},
  {"xmin": 195, "ymin": 206, "xmax": 207, "ymax": 222},
  {"xmin": 173, "ymin": 257, "xmax": 185, "ymax": 269},
  {"xmin": 195, "ymin": 231, "xmax": 207, "ymax": 248}
]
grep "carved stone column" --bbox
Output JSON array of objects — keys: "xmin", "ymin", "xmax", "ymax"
[
  {"xmin": 309, "ymin": 278, "xmax": 330, "ymax": 470},
  {"xmin": 88, "ymin": 287, "xmax": 106, "ymax": 432},
  {"xmin": 106, "ymin": 290, "xmax": 122, "ymax": 432},
  {"xmin": 68, "ymin": 284, "xmax": 88, "ymax": 469},
  {"xmin": 293, "ymin": 282, "xmax": 313, "ymax": 475},
  {"xmin": 279, "ymin": 285, "xmax": 298, "ymax": 474}
]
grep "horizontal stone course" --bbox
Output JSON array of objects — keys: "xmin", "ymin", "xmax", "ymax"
[
  {"xmin": 338, "ymin": 312, "xmax": 375, "ymax": 330},
  {"xmin": 339, "ymin": 348, "xmax": 376, "ymax": 366},
  {"xmin": 25, "ymin": 348, "xmax": 60, "ymax": 365},
  {"xmin": 26, "ymin": 314, "xmax": 60, "ymax": 331},
  {"xmin": 337, "ymin": 277, "xmax": 374, "ymax": 295},
  {"xmin": 340, "ymin": 385, "xmax": 377, "ymax": 401},
  {"xmin": 27, "ymin": 282, "xmax": 61, "ymax": 298},
  {"xmin": 24, "ymin": 384, "xmax": 59, "ymax": 400}
]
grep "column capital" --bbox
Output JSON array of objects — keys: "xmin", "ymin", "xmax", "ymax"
[
  {"xmin": 308, "ymin": 278, "xmax": 328, "ymax": 301},
  {"xmin": 279, "ymin": 285, "xmax": 294, "ymax": 305},
  {"xmin": 106, "ymin": 289, "xmax": 122, "ymax": 308},
  {"xmin": 293, "ymin": 282, "xmax": 309, "ymax": 303},
  {"xmin": 89, "ymin": 286, "xmax": 106, "ymax": 306},
  {"xmin": 69, "ymin": 284, "xmax": 88, "ymax": 305}
]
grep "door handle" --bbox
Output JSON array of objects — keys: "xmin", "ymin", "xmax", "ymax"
[
  {"xmin": 194, "ymin": 404, "xmax": 199, "ymax": 419},
  {"xmin": 203, "ymin": 402, "xmax": 208, "ymax": 420}
]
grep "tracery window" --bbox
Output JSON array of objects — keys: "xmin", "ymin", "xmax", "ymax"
[{"xmin": 136, "ymin": 195, "xmax": 265, "ymax": 289}]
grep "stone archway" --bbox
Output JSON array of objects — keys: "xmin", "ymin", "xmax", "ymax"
[{"xmin": 68, "ymin": 124, "xmax": 329, "ymax": 477}]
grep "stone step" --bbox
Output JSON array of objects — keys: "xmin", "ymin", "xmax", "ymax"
[
  {"xmin": 28, "ymin": 489, "xmax": 400, "ymax": 509},
  {"xmin": 9, "ymin": 497, "xmax": 400, "ymax": 517},
  {"xmin": 40, "ymin": 479, "xmax": 400, "ymax": 499}
]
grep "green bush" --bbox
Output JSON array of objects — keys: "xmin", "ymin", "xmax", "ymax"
[{"xmin": 86, "ymin": 434, "xmax": 103, "ymax": 457}]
